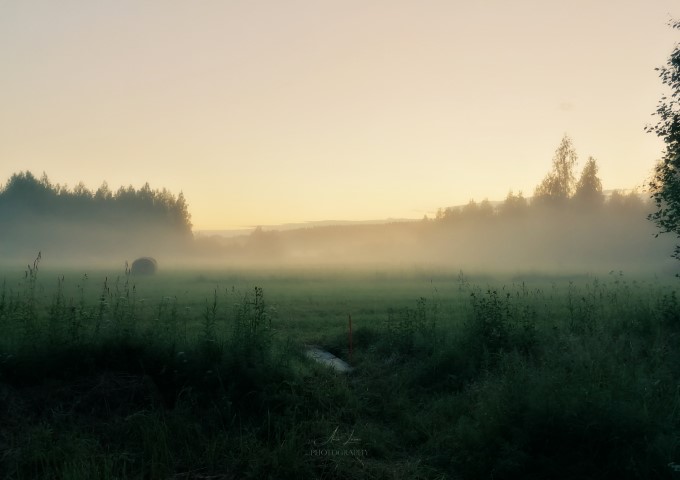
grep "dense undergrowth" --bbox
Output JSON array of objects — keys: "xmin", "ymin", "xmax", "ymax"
[{"xmin": 1, "ymin": 259, "xmax": 680, "ymax": 479}]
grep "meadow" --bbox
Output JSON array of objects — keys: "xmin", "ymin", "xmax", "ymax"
[{"xmin": 1, "ymin": 257, "xmax": 680, "ymax": 479}]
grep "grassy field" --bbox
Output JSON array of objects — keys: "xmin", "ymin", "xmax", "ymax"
[{"xmin": 1, "ymin": 258, "xmax": 680, "ymax": 479}]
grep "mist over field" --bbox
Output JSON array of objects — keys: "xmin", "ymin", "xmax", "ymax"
[
  {"xmin": 0, "ymin": 171, "xmax": 676, "ymax": 278},
  {"xmin": 192, "ymin": 199, "xmax": 675, "ymax": 276},
  {"xmin": 1, "ymin": 132, "xmax": 678, "ymax": 278}
]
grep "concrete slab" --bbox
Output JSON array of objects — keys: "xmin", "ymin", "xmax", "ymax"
[{"xmin": 304, "ymin": 345, "xmax": 353, "ymax": 373}]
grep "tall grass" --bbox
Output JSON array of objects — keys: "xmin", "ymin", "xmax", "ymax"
[{"xmin": 1, "ymin": 260, "xmax": 680, "ymax": 479}]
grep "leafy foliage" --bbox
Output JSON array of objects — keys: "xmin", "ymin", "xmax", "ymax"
[
  {"xmin": 534, "ymin": 134, "xmax": 579, "ymax": 204},
  {"xmin": 573, "ymin": 156, "xmax": 604, "ymax": 206},
  {"xmin": 648, "ymin": 20, "xmax": 680, "ymax": 259}
]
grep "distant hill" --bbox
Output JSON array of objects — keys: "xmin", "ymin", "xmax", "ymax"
[
  {"xmin": 196, "ymin": 189, "xmax": 646, "ymax": 239},
  {"xmin": 195, "ymin": 218, "xmax": 417, "ymax": 238}
]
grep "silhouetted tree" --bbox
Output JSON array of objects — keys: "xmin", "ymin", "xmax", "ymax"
[
  {"xmin": 478, "ymin": 199, "xmax": 495, "ymax": 218},
  {"xmin": 95, "ymin": 181, "xmax": 113, "ymax": 201},
  {"xmin": 573, "ymin": 157, "xmax": 604, "ymax": 208},
  {"xmin": 435, "ymin": 206, "xmax": 462, "ymax": 223},
  {"xmin": 534, "ymin": 135, "xmax": 578, "ymax": 205},
  {"xmin": 174, "ymin": 191, "xmax": 193, "ymax": 233},
  {"xmin": 499, "ymin": 190, "xmax": 528, "ymax": 216},
  {"xmin": 648, "ymin": 20, "xmax": 680, "ymax": 259},
  {"xmin": 247, "ymin": 226, "xmax": 283, "ymax": 258},
  {"xmin": 0, "ymin": 171, "xmax": 54, "ymax": 209},
  {"xmin": 608, "ymin": 190, "xmax": 648, "ymax": 215},
  {"xmin": 461, "ymin": 199, "xmax": 480, "ymax": 219}
]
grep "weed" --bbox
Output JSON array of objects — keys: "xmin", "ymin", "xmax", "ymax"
[
  {"xmin": 659, "ymin": 290, "xmax": 680, "ymax": 327},
  {"xmin": 19, "ymin": 252, "xmax": 41, "ymax": 346},
  {"xmin": 567, "ymin": 281, "xmax": 597, "ymax": 334},
  {"xmin": 231, "ymin": 286, "xmax": 273, "ymax": 359},
  {"xmin": 468, "ymin": 289, "xmax": 512, "ymax": 355},
  {"xmin": 385, "ymin": 296, "xmax": 437, "ymax": 355},
  {"xmin": 200, "ymin": 288, "xmax": 221, "ymax": 363}
]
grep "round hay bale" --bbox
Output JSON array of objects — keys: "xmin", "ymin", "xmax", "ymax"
[{"xmin": 131, "ymin": 257, "xmax": 157, "ymax": 275}]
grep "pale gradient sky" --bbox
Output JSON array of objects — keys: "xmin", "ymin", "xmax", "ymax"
[{"xmin": 1, "ymin": 1, "xmax": 678, "ymax": 230}]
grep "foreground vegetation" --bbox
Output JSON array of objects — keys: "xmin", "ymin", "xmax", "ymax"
[{"xmin": 1, "ymin": 259, "xmax": 680, "ymax": 479}]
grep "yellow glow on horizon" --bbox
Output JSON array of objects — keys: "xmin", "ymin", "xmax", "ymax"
[{"xmin": 1, "ymin": 1, "xmax": 678, "ymax": 230}]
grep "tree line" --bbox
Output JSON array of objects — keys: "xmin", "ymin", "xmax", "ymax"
[
  {"xmin": 433, "ymin": 135, "xmax": 648, "ymax": 224},
  {"xmin": 0, "ymin": 171, "xmax": 193, "ymax": 260},
  {"xmin": 0, "ymin": 171, "xmax": 192, "ymax": 234}
]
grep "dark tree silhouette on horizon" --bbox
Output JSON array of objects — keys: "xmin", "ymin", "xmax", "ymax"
[
  {"xmin": 533, "ymin": 134, "xmax": 578, "ymax": 205},
  {"xmin": 0, "ymin": 171, "xmax": 193, "ymax": 258},
  {"xmin": 573, "ymin": 157, "xmax": 604, "ymax": 208}
]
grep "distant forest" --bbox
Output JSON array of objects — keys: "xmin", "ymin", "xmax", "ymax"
[
  {"xmin": 1, "ymin": 135, "xmax": 676, "ymax": 273},
  {"xmin": 0, "ymin": 171, "xmax": 192, "ymax": 262},
  {"xmin": 197, "ymin": 136, "xmax": 676, "ymax": 273},
  {"xmin": 196, "ymin": 187, "xmax": 665, "ymax": 273}
]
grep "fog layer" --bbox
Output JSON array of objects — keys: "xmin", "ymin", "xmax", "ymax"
[
  {"xmin": 0, "ymin": 171, "xmax": 676, "ymax": 276},
  {"xmin": 192, "ymin": 193, "xmax": 674, "ymax": 276}
]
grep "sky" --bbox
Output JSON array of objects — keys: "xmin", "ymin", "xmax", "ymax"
[{"xmin": 1, "ymin": 1, "xmax": 679, "ymax": 230}]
